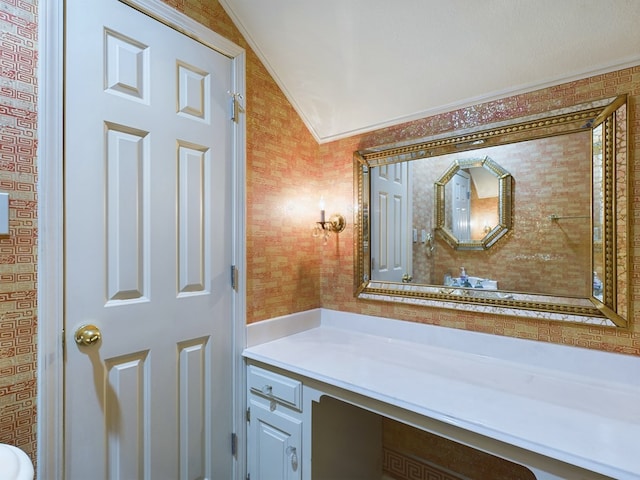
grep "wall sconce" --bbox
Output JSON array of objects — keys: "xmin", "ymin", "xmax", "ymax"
[{"xmin": 312, "ymin": 197, "xmax": 346, "ymax": 244}]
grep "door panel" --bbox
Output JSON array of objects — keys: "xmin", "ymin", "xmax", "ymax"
[
  {"xmin": 105, "ymin": 123, "xmax": 149, "ymax": 302},
  {"xmin": 249, "ymin": 399, "xmax": 302, "ymax": 480},
  {"xmin": 64, "ymin": 1, "xmax": 234, "ymax": 478},
  {"xmin": 105, "ymin": 351, "xmax": 150, "ymax": 478}
]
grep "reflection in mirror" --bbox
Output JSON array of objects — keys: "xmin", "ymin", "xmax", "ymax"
[
  {"xmin": 445, "ymin": 168, "xmax": 495, "ymax": 241},
  {"xmin": 434, "ymin": 156, "xmax": 512, "ymax": 251},
  {"xmin": 354, "ymin": 95, "xmax": 628, "ymax": 327}
]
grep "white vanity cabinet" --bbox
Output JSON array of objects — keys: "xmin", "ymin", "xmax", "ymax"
[
  {"xmin": 247, "ymin": 365, "xmax": 302, "ymax": 480},
  {"xmin": 246, "ymin": 361, "xmax": 384, "ymax": 480}
]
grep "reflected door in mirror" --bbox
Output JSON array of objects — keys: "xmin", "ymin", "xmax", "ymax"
[
  {"xmin": 371, "ymin": 162, "xmax": 412, "ymax": 282},
  {"xmin": 448, "ymin": 170, "xmax": 471, "ymax": 240}
]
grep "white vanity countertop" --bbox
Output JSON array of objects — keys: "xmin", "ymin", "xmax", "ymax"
[{"xmin": 243, "ymin": 309, "xmax": 640, "ymax": 479}]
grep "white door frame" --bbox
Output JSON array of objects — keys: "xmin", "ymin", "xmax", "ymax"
[{"xmin": 36, "ymin": 1, "xmax": 247, "ymax": 478}]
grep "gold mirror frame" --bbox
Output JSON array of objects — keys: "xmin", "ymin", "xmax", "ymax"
[
  {"xmin": 354, "ymin": 95, "xmax": 628, "ymax": 327},
  {"xmin": 434, "ymin": 156, "xmax": 512, "ymax": 251}
]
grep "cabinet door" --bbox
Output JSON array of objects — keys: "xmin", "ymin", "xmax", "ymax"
[{"xmin": 248, "ymin": 398, "xmax": 302, "ymax": 480}]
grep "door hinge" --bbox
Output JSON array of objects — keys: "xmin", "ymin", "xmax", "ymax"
[
  {"xmin": 246, "ymin": 406, "xmax": 251, "ymax": 422},
  {"xmin": 229, "ymin": 92, "xmax": 245, "ymax": 123},
  {"xmin": 231, "ymin": 432, "xmax": 238, "ymax": 457},
  {"xmin": 246, "ymin": 474, "xmax": 250, "ymax": 480},
  {"xmin": 231, "ymin": 265, "xmax": 239, "ymax": 291}
]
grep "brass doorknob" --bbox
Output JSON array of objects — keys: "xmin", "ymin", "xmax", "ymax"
[{"xmin": 74, "ymin": 324, "xmax": 102, "ymax": 346}]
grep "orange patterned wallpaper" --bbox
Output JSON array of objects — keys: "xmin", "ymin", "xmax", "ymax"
[
  {"xmin": 0, "ymin": 0, "xmax": 38, "ymax": 462},
  {"xmin": 320, "ymin": 68, "xmax": 640, "ymax": 354},
  {"xmin": 383, "ymin": 419, "xmax": 536, "ymax": 480}
]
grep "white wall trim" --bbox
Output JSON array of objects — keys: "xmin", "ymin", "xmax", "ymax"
[
  {"xmin": 37, "ymin": 1, "xmax": 247, "ymax": 479},
  {"xmin": 228, "ymin": 26, "xmax": 248, "ymax": 480},
  {"xmin": 36, "ymin": 0, "xmax": 64, "ymax": 478}
]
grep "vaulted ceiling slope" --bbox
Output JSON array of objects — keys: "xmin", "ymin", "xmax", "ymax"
[{"xmin": 219, "ymin": 0, "xmax": 640, "ymax": 143}]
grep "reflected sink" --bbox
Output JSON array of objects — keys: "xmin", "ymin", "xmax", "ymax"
[{"xmin": 447, "ymin": 276, "xmax": 498, "ymax": 290}]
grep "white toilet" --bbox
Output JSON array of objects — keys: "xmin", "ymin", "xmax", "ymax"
[{"xmin": 0, "ymin": 444, "xmax": 34, "ymax": 480}]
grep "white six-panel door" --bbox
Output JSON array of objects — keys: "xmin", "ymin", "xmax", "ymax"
[{"xmin": 64, "ymin": 0, "xmax": 235, "ymax": 478}]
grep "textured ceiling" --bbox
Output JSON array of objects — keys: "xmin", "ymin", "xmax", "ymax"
[{"xmin": 219, "ymin": 0, "xmax": 640, "ymax": 143}]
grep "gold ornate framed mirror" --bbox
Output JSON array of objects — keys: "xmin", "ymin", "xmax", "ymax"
[{"xmin": 354, "ymin": 95, "xmax": 628, "ymax": 327}]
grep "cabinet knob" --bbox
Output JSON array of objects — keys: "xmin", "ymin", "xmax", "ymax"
[
  {"xmin": 261, "ymin": 384, "xmax": 272, "ymax": 396},
  {"xmin": 286, "ymin": 446, "xmax": 298, "ymax": 471}
]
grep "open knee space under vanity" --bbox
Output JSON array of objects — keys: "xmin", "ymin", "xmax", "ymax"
[{"xmin": 244, "ymin": 309, "xmax": 640, "ymax": 480}]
